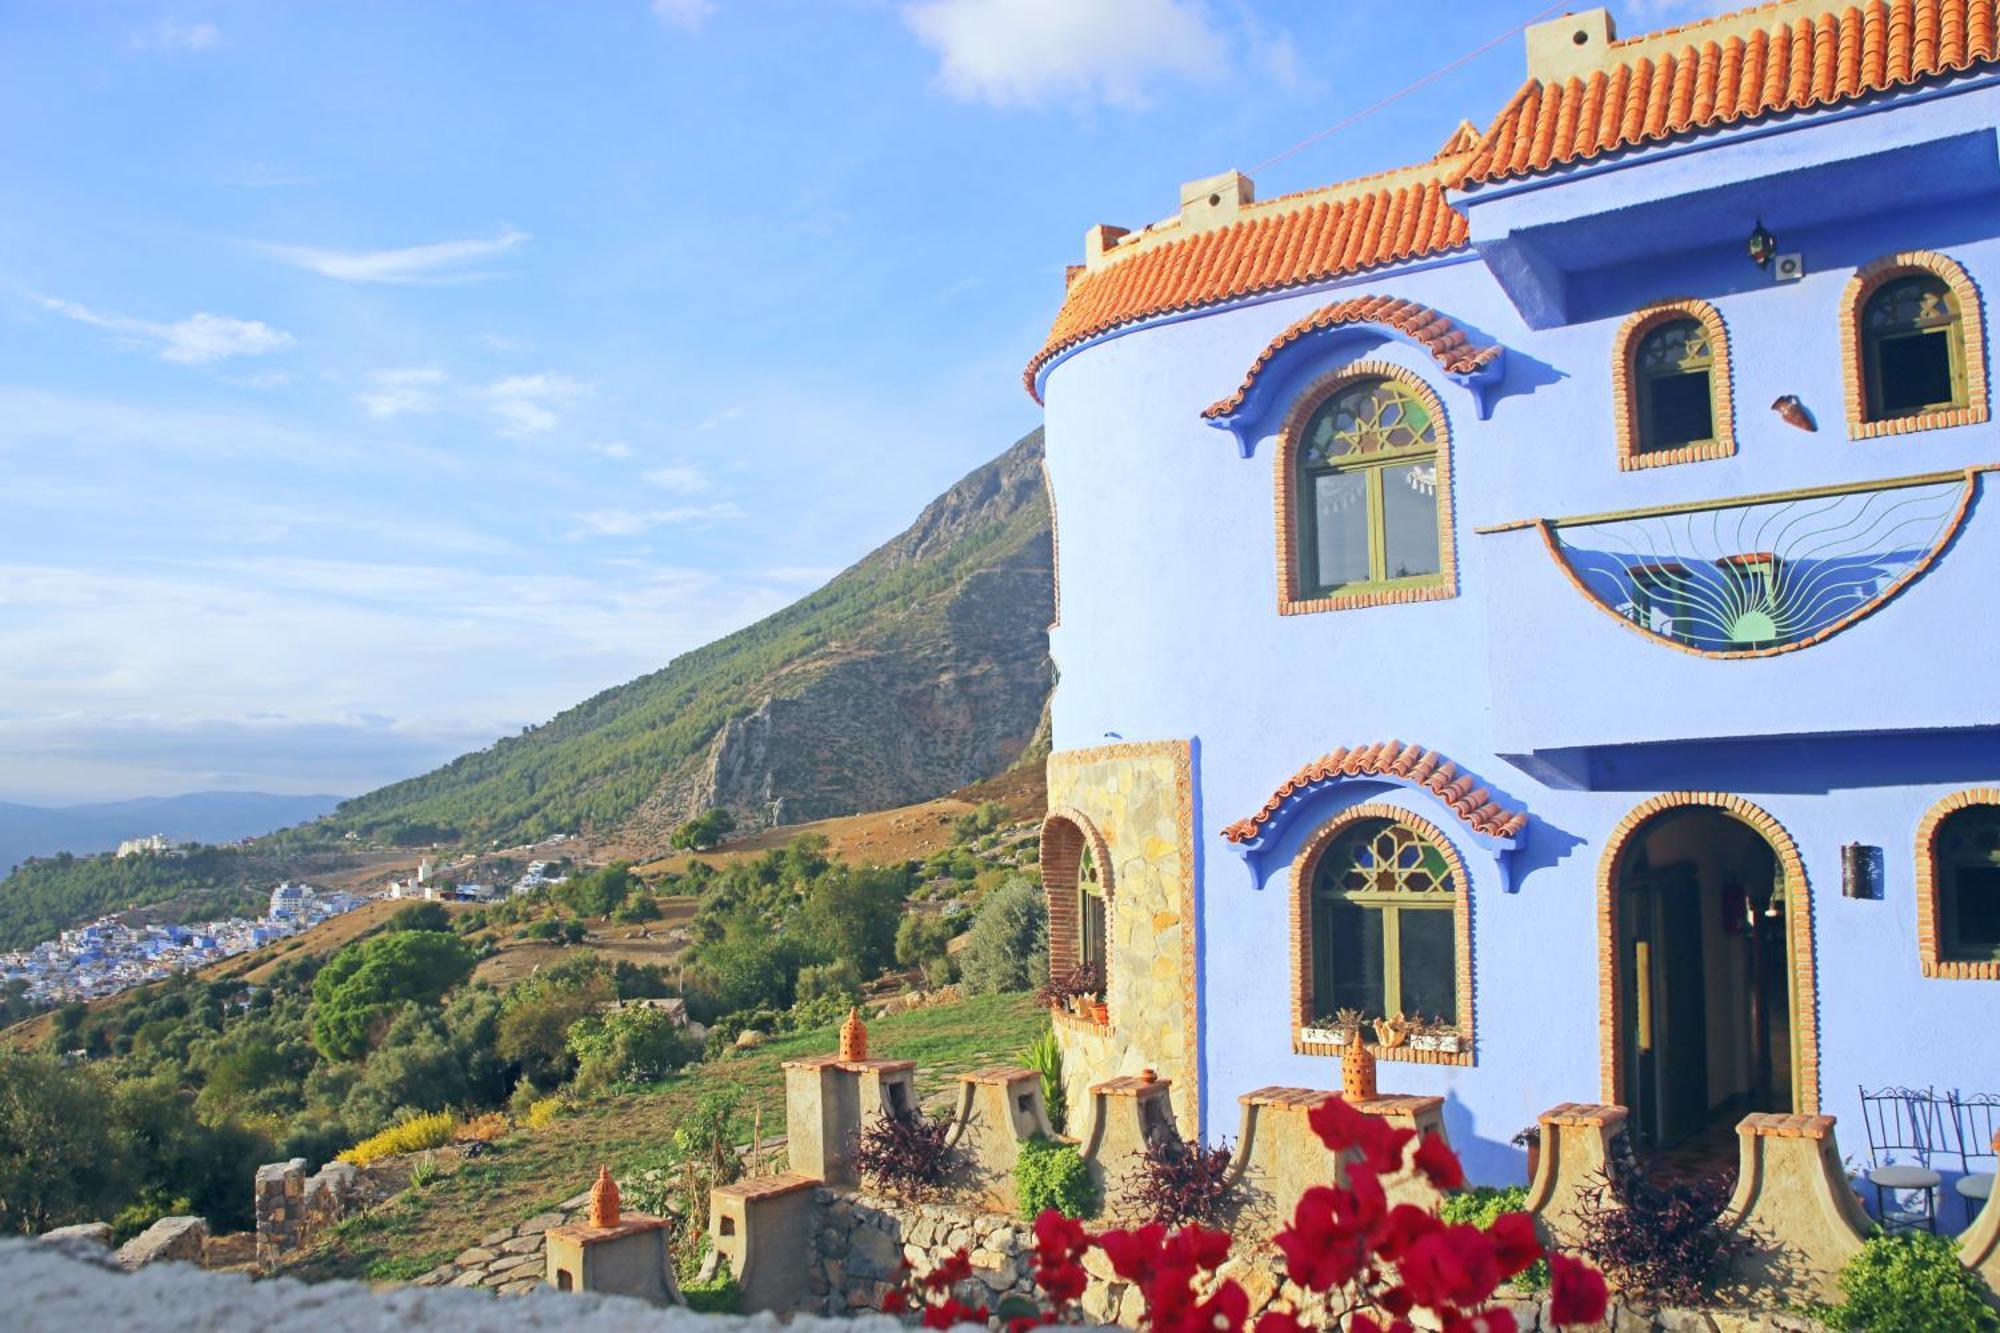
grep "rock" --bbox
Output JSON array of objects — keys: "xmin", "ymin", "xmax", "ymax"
[
  {"xmin": 454, "ymin": 1247, "xmax": 499, "ymax": 1267},
  {"xmin": 39, "ymin": 1223, "xmax": 113, "ymax": 1249},
  {"xmin": 1118, "ymin": 1282, "xmax": 1148, "ymax": 1325},
  {"xmin": 558, "ymin": 1190, "xmax": 592, "ymax": 1211},
  {"xmin": 449, "ymin": 1270, "xmax": 490, "ymax": 1288},
  {"xmin": 848, "ymin": 1224, "xmax": 900, "ymax": 1280},
  {"xmin": 117, "ymin": 1217, "xmax": 209, "ymax": 1271},
  {"xmin": 1080, "ymin": 1278, "xmax": 1124, "ymax": 1324},
  {"xmin": 1656, "ymin": 1311, "xmax": 1719, "ymax": 1332},
  {"xmin": 498, "ymin": 1279, "xmax": 541, "ymax": 1296},
  {"xmin": 517, "ymin": 1212, "xmax": 565, "ymax": 1235},
  {"xmin": 499, "ymin": 1234, "xmax": 543, "ymax": 1256},
  {"xmin": 735, "ymin": 1030, "xmax": 767, "ymax": 1050},
  {"xmin": 479, "ymin": 1227, "xmax": 516, "ymax": 1248},
  {"xmin": 1082, "ymin": 1244, "xmax": 1120, "ymax": 1283},
  {"xmin": 411, "ymin": 1266, "xmax": 457, "ymax": 1287}
]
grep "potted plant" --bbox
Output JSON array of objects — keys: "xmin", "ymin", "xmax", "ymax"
[
  {"xmin": 1514, "ymin": 1125, "xmax": 1541, "ymax": 1184},
  {"xmin": 1410, "ymin": 1014, "xmax": 1463, "ymax": 1055},
  {"xmin": 1301, "ymin": 1007, "xmax": 1365, "ymax": 1048}
]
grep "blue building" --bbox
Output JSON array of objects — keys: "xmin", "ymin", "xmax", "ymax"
[{"xmin": 1028, "ymin": 0, "xmax": 2000, "ymax": 1187}]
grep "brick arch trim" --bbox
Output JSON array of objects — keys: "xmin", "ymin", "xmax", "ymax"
[
  {"xmin": 1041, "ymin": 807, "xmax": 1115, "ymax": 1030},
  {"xmin": 1290, "ymin": 802, "xmax": 1474, "ymax": 1068},
  {"xmin": 1611, "ymin": 298, "xmax": 1737, "ymax": 471},
  {"xmin": 1275, "ymin": 359, "xmax": 1459, "ymax": 616},
  {"xmin": 1915, "ymin": 788, "xmax": 2000, "ymax": 980},
  {"xmin": 1597, "ymin": 793, "xmax": 1819, "ymax": 1114},
  {"xmin": 1841, "ymin": 250, "xmax": 1990, "ymax": 439}
]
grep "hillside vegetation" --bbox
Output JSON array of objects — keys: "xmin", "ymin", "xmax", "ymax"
[{"xmin": 331, "ymin": 429, "xmax": 1051, "ymax": 847}]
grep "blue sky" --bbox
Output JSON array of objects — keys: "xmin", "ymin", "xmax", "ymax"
[{"xmin": 0, "ymin": 0, "xmax": 1718, "ymax": 805}]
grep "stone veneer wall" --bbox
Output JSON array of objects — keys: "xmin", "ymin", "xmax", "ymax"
[{"xmin": 1045, "ymin": 741, "xmax": 1199, "ymax": 1134}]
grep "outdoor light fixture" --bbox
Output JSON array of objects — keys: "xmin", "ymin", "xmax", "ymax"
[
  {"xmin": 1843, "ymin": 843, "xmax": 1884, "ymax": 899},
  {"xmin": 1771, "ymin": 394, "xmax": 1815, "ymax": 431},
  {"xmin": 1748, "ymin": 219, "xmax": 1777, "ymax": 268}
]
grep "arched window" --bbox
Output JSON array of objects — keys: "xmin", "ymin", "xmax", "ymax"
[
  {"xmin": 1612, "ymin": 299, "xmax": 1735, "ymax": 469},
  {"xmin": 1077, "ymin": 840, "xmax": 1106, "ymax": 978},
  {"xmin": 1295, "ymin": 375, "xmax": 1444, "ymax": 597},
  {"xmin": 1634, "ymin": 318, "xmax": 1716, "ymax": 454},
  {"xmin": 1308, "ymin": 815, "xmax": 1459, "ymax": 1027},
  {"xmin": 1934, "ymin": 804, "xmax": 2000, "ymax": 966},
  {"xmin": 1843, "ymin": 251, "xmax": 1990, "ymax": 439},
  {"xmin": 1862, "ymin": 274, "xmax": 1966, "ymax": 421}
]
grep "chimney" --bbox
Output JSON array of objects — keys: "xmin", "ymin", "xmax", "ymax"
[
  {"xmin": 1084, "ymin": 223, "xmax": 1131, "ymax": 265},
  {"xmin": 1525, "ymin": 8, "xmax": 1615, "ymax": 83},
  {"xmin": 1178, "ymin": 169, "xmax": 1254, "ymax": 229}
]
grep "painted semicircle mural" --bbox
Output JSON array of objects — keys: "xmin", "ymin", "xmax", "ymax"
[{"xmin": 1538, "ymin": 468, "xmax": 1988, "ymax": 658}]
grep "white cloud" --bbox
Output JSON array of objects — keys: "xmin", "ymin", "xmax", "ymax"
[
  {"xmin": 902, "ymin": 0, "xmax": 1226, "ymax": 109},
  {"xmin": 651, "ymin": 0, "xmax": 717, "ymax": 32},
  {"xmin": 481, "ymin": 372, "xmax": 588, "ymax": 436},
  {"xmin": 695, "ymin": 406, "xmax": 744, "ymax": 432},
  {"xmin": 129, "ymin": 19, "xmax": 220, "ymax": 53},
  {"xmin": 258, "ymin": 228, "xmax": 529, "ymax": 285},
  {"xmin": 36, "ymin": 296, "xmax": 292, "ymax": 365},
  {"xmin": 643, "ymin": 465, "xmax": 710, "ymax": 495},
  {"xmin": 585, "ymin": 441, "xmax": 635, "ymax": 460},
  {"xmin": 356, "ymin": 367, "xmax": 447, "ymax": 419},
  {"xmin": 569, "ymin": 502, "xmax": 742, "ymax": 537}
]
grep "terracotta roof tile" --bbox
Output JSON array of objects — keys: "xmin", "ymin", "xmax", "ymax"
[
  {"xmin": 1222, "ymin": 743, "xmax": 1530, "ymax": 846},
  {"xmin": 1024, "ymin": 176, "xmax": 1470, "ymax": 401},
  {"xmin": 1461, "ymin": 0, "xmax": 2000, "ymax": 186},
  {"xmin": 1201, "ymin": 296, "xmax": 1501, "ymax": 419}
]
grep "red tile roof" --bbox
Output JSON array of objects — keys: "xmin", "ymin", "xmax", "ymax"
[
  {"xmin": 1461, "ymin": 0, "xmax": 2000, "ymax": 186},
  {"xmin": 1201, "ymin": 296, "xmax": 1502, "ymax": 420},
  {"xmin": 1024, "ymin": 175, "xmax": 1470, "ymax": 402},
  {"xmin": 1026, "ymin": 2, "xmax": 2000, "ymax": 399},
  {"xmin": 1222, "ymin": 742, "xmax": 1529, "ymax": 846}
]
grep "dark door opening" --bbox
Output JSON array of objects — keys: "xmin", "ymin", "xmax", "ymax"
[{"xmin": 1617, "ymin": 807, "xmax": 1794, "ymax": 1174}]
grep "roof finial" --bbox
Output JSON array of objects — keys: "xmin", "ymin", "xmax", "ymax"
[
  {"xmin": 840, "ymin": 1006, "xmax": 868, "ymax": 1062},
  {"xmin": 588, "ymin": 1164, "xmax": 621, "ymax": 1228}
]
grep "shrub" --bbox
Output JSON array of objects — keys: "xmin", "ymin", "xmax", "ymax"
[
  {"xmin": 1019, "ymin": 1026, "xmax": 1066, "ymax": 1134},
  {"xmin": 854, "ymin": 1110, "xmax": 958, "ymax": 1201},
  {"xmin": 1015, "ymin": 1136, "xmax": 1094, "ymax": 1220},
  {"xmin": 1440, "ymin": 1185, "xmax": 1548, "ymax": 1292},
  {"xmin": 523, "ymin": 1094, "xmax": 571, "ymax": 1131},
  {"xmin": 1823, "ymin": 1231, "xmax": 1999, "ymax": 1332},
  {"xmin": 389, "ymin": 901, "xmax": 451, "ymax": 933},
  {"xmin": 409, "ymin": 1152, "xmax": 443, "ymax": 1189},
  {"xmin": 683, "ymin": 1257, "xmax": 744, "ymax": 1314},
  {"xmin": 567, "ymin": 1006, "xmax": 693, "ymax": 1089},
  {"xmin": 310, "ymin": 931, "xmax": 478, "ymax": 1060},
  {"xmin": 959, "ymin": 876, "xmax": 1047, "ymax": 996},
  {"xmin": 1570, "ymin": 1168, "xmax": 1737, "ymax": 1307},
  {"xmin": 454, "ymin": 1111, "xmax": 509, "ymax": 1143},
  {"xmin": 338, "ymin": 1110, "xmax": 457, "ymax": 1165},
  {"xmin": 1120, "ymin": 1136, "xmax": 1236, "ymax": 1228}
]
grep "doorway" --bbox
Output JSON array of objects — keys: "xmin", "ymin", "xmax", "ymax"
[{"xmin": 1612, "ymin": 804, "xmax": 1798, "ymax": 1164}]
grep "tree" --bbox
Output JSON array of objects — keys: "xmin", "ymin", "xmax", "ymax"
[
  {"xmin": 310, "ymin": 930, "xmax": 478, "ymax": 1060},
  {"xmin": 341, "ymin": 1007, "xmax": 470, "ymax": 1135},
  {"xmin": 958, "ymin": 875, "xmax": 1048, "ymax": 995},
  {"xmin": 388, "ymin": 901, "xmax": 451, "ymax": 933},
  {"xmin": 567, "ymin": 1006, "xmax": 692, "ymax": 1089},
  {"xmin": 555, "ymin": 862, "xmax": 635, "ymax": 918},
  {"xmin": 0, "ymin": 1054, "xmax": 125, "ymax": 1234},
  {"xmin": 801, "ymin": 864, "xmax": 909, "ymax": 978},
  {"xmin": 496, "ymin": 957, "xmax": 615, "ymax": 1087},
  {"xmin": 670, "ymin": 809, "xmax": 737, "ymax": 851}
]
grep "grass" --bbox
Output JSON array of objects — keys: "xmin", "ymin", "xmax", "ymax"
[{"xmin": 291, "ymin": 990, "xmax": 1045, "ymax": 1283}]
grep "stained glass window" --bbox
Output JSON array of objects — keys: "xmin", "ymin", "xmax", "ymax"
[
  {"xmin": 1310, "ymin": 817, "xmax": 1458, "ymax": 1026},
  {"xmin": 1296, "ymin": 377, "xmax": 1444, "ymax": 596},
  {"xmin": 1938, "ymin": 806, "xmax": 2000, "ymax": 963},
  {"xmin": 1864, "ymin": 275, "xmax": 1964, "ymax": 419},
  {"xmin": 1634, "ymin": 317, "xmax": 1716, "ymax": 452}
]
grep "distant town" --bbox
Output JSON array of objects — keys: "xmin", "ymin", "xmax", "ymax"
[{"xmin": 0, "ymin": 844, "xmax": 571, "ymax": 1006}]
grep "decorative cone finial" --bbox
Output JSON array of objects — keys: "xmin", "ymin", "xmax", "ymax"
[
  {"xmin": 840, "ymin": 1006, "xmax": 868, "ymax": 1062},
  {"xmin": 588, "ymin": 1164, "xmax": 621, "ymax": 1228},
  {"xmin": 1341, "ymin": 1030, "xmax": 1377, "ymax": 1102}
]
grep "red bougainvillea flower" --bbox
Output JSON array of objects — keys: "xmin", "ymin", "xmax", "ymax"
[
  {"xmin": 1029, "ymin": 1210, "xmax": 1092, "ymax": 1307},
  {"xmin": 1375, "ymin": 1202, "xmax": 1443, "ymax": 1263},
  {"xmin": 1413, "ymin": 1132, "xmax": 1466, "ymax": 1191},
  {"xmin": 1485, "ymin": 1211, "xmax": 1542, "ymax": 1279},
  {"xmin": 1548, "ymin": 1252, "xmax": 1610, "ymax": 1326},
  {"xmin": 880, "ymin": 1287, "xmax": 910, "ymax": 1315},
  {"xmin": 1253, "ymin": 1311, "xmax": 1311, "ymax": 1333},
  {"xmin": 922, "ymin": 1248, "xmax": 974, "ymax": 1292},
  {"xmin": 1275, "ymin": 1185, "xmax": 1367, "ymax": 1292},
  {"xmin": 1395, "ymin": 1223, "xmax": 1503, "ymax": 1315},
  {"xmin": 1442, "ymin": 1309, "xmax": 1520, "ymax": 1333},
  {"xmin": 1308, "ymin": 1096, "xmax": 1418, "ymax": 1177},
  {"xmin": 919, "ymin": 1296, "xmax": 989, "ymax": 1330}
]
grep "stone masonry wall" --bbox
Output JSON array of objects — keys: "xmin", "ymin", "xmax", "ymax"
[
  {"xmin": 803, "ymin": 1186, "xmax": 1826, "ymax": 1333},
  {"xmin": 1046, "ymin": 742, "xmax": 1199, "ymax": 1134}
]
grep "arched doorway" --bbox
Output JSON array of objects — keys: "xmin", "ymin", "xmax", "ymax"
[{"xmin": 1600, "ymin": 796, "xmax": 1816, "ymax": 1160}]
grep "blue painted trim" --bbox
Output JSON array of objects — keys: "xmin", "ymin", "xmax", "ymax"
[
  {"xmin": 1452, "ymin": 70, "xmax": 2000, "ymax": 209},
  {"xmin": 1029, "ymin": 250, "xmax": 1483, "ymax": 402}
]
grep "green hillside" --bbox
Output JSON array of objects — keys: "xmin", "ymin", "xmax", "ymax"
[{"xmin": 330, "ymin": 428, "xmax": 1050, "ymax": 847}]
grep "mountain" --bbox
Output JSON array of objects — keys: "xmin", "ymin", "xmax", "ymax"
[
  {"xmin": 0, "ymin": 792, "xmax": 343, "ymax": 877},
  {"xmin": 333, "ymin": 428, "xmax": 1054, "ymax": 848}
]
